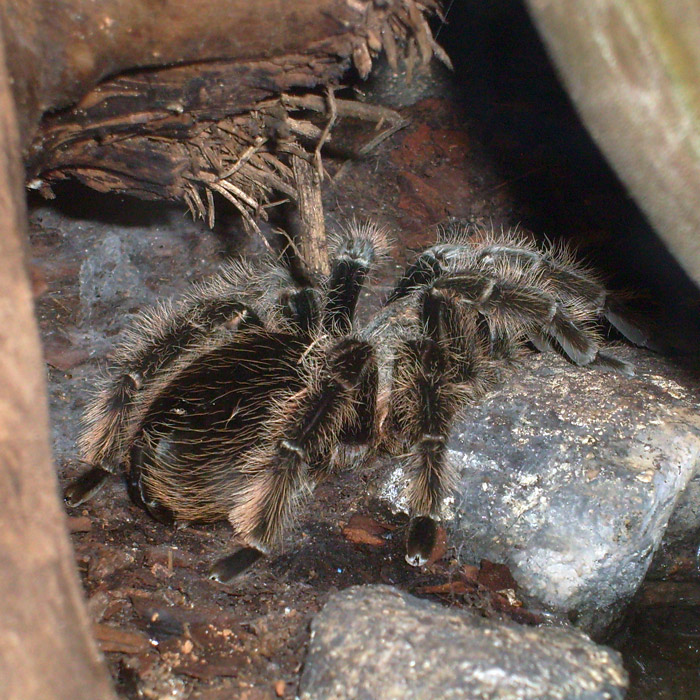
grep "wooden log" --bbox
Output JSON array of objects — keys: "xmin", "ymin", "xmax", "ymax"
[
  {"xmin": 0, "ymin": 30, "xmax": 117, "ymax": 700},
  {"xmin": 22, "ymin": 0, "xmax": 437, "ymax": 242},
  {"xmin": 2, "ymin": 0, "xmax": 440, "ymax": 153},
  {"xmin": 1, "ymin": 0, "xmax": 362, "ymax": 150},
  {"xmin": 525, "ymin": 0, "xmax": 700, "ymax": 287}
]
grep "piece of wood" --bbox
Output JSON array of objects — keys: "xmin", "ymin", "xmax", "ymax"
[
  {"xmin": 5, "ymin": 0, "xmax": 441, "ymax": 153},
  {"xmin": 92, "ymin": 624, "xmax": 151, "ymax": 655},
  {"xmin": 23, "ymin": 0, "xmax": 439, "ymax": 240},
  {"xmin": 1, "ymin": 0, "xmax": 361, "ymax": 151},
  {"xmin": 525, "ymin": 0, "xmax": 700, "ymax": 287},
  {"xmin": 292, "ymin": 155, "xmax": 330, "ymax": 276},
  {"xmin": 0, "ymin": 29, "xmax": 117, "ymax": 700}
]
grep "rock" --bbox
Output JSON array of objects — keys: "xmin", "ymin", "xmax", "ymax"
[
  {"xmin": 299, "ymin": 585, "xmax": 627, "ymax": 700},
  {"xmin": 382, "ymin": 349, "xmax": 700, "ymax": 637},
  {"xmin": 78, "ymin": 233, "xmax": 147, "ymax": 320},
  {"xmin": 647, "ymin": 467, "xmax": 700, "ymax": 581}
]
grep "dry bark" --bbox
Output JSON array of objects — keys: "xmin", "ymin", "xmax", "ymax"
[
  {"xmin": 22, "ymin": 0, "xmax": 438, "ymax": 271},
  {"xmin": 0, "ymin": 0, "xmax": 376, "ymax": 151}
]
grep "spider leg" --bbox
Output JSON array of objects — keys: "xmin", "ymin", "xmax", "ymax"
[
  {"xmin": 279, "ymin": 287, "xmax": 322, "ymax": 337},
  {"xmin": 389, "ymin": 289, "xmax": 494, "ymax": 565},
  {"xmin": 63, "ymin": 465, "xmax": 111, "ymax": 506},
  {"xmin": 385, "ymin": 248, "xmax": 445, "ymax": 304},
  {"xmin": 406, "ymin": 515, "xmax": 440, "ymax": 566},
  {"xmin": 338, "ymin": 357, "xmax": 378, "ymax": 449},
  {"xmin": 602, "ymin": 295, "xmax": 653, "ymax": 349},
  {"xmin": 228, "ymin": 338, "xmax": 375, "ymax": 552},
  {"xmin": 475, "ymin": 240, "xmax": 604, "ymax": 304},
  {"xmin": 434, "ymin": 271, "xmax": 600, "ymax": 365},
  {"xmin": 475, "ymin": 235, "xmax": 647, "ymax": 359},
  {"xmin": 78, "ymin": 297, "xmax": 264, "ymax": 471},
  {"xmin": 209, "ymin": 547, "xmax": 264, "ymax": 582},
  {"xmin": 323, "ymin": 220, "xmax": 389, "ymax": 335}
]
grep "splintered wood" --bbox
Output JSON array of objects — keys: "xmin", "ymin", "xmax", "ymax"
[{"xmin": 26, "ymin": 0, "xmax": 447, "ymax": 269}]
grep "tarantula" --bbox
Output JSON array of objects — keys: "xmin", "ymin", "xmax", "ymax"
[{"xmin": 65, "ymin": 222, "xmax": 639, "ymax": 581}]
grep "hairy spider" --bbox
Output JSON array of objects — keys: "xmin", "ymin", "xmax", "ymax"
[{"xmin": 65, "ymin": 222, "xmax": 639, "ymax": 581}]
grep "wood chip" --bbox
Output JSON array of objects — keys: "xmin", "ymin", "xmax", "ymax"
[
  {"xmin": 346, "ymin": 513, "xmax": 395, "ymax": 535},
  {"xmin": 462, "ymin": 564, "xmax": 480, "ymax": 582},
  {"xmin": 67, "ymin": 515, "xmax": 92, "ymax": 533},
  {"xmin": 477, "ymin": 559, "xmax": 519, "ymax": 593},
  {"xmin": 341, "ymin": 525, "xmax": 386, "ymax": 547},
  {"xmin": 92, "ymin": 623, "xmax": 150, "ymax": 654}
]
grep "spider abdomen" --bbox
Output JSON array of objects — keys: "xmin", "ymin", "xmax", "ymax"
[{"xmin": 127, "ymin": 329, "xmax": 311, "ymax": 522}]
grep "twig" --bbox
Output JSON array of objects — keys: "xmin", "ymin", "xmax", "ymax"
[
  {"xmin": 358, "ymin": 118, "xmax": 410, "ymax": 156},
  {"xmin": 315, "ymin": 87, "xmax": 338, "ymax": 180},
  {"xmin": 206, "ymin": 181, "xmax": 274, "ymax": 255},
  {"xmin": 238, "ymin": 163, "xmax": 298, "ymax": 200},
  {"xmin": 187, "ymin": 184, "xmax": 207, "ymax": 220},
  {"xmin": 292, "ymin": 154, "xmax": 329, "ymax": 276},
  {"xmin": 206, "ymin": 187, "xmax": 215, "ymax": 228},
  {"xmin": 217, "ymin": 136, "xmax": 267, "ymax": 181}
]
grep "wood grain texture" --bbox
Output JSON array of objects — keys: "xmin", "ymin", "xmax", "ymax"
[
  {"xmin": 0, "ymin": 28, "xmax": 117, "ymax": 700},
  {"xmin": 0, "ymin": 0, "xmax": 362, "ymax": 150}
]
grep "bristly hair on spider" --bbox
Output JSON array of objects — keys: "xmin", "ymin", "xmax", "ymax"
[{"xmin": 65, "ymin": 221, "xmax": 645, "ymax": 581}]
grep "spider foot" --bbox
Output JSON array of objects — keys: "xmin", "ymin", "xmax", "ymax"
[
  {"xmin": 209, "ymin": 547, "xmax": 265, "ymax": 582},
  {"xmin": 405, "ymin": 515, "xmax": 439, "ymax": 567},
  {"xmin": 64, "ymin": 466, "xmax": 112, "ymax": 506}
]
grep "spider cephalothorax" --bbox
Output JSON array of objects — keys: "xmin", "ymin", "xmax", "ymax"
[{"xmin": 66, "ymin": 223, "xmax": 638, "ymax": 580}]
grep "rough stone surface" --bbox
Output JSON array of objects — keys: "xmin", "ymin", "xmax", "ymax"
[
  {"xmin": 381, "ymin": 349, "xmax": 700, "ymax": 637},
  {"xmin": 299, "ymin": 585, "xmax": 628, "ymax": 700},
  {"xmin": 648, "ymin": 467, "xmax": 700, "ymax": 581}
]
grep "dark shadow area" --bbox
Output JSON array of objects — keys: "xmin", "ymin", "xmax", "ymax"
[
  {"xmin": 27, "ymin": 179, "xmax": 258, "ymax": 259},
  {"xmin": 436, "ymin": 0, "xmax": 700, "ymax": 353},
  {"xmin": 28, "ymin": 181, "xmax": 180, "ymax": 228}
]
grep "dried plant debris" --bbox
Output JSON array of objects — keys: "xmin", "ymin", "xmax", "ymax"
[
  {"xmin": 414, "ymin": 559, "xmax": 545, "ymax": 626},
  {"xmin": 27, "ymin": 0, "xmax": 448, "ymax": 236},
  {"xmin": 349, "ymin": 0, "xmax": 451, "ymax": 78},
  {"xmin": 341, "ymin": 513, "xmax": 396, "ymax": 546}
]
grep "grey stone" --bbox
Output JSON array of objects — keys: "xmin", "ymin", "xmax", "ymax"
[
  {"xmin": 79, "ymin": 233, "xmax": 146, "ymax": 319},
  {"xmin": 299, "ymin": 585, "xmax": 627, "ymax": 700},
  {"xmin": 382, "ymin": 349, "xmax": 700, "ymax": 637},
  {"xmin": 648, "ymin": 467, "xmax": 700, "ymax": 580}
]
